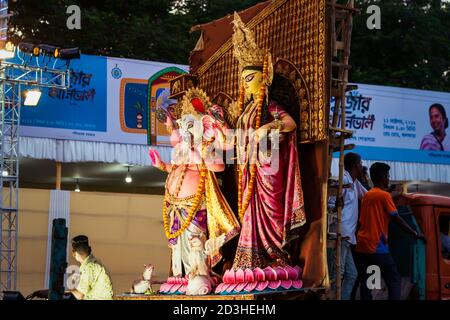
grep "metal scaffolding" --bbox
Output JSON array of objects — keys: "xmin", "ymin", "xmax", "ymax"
[{"xmin": 0, "ymin": 60, "xmax": 70, "ymax": 293}]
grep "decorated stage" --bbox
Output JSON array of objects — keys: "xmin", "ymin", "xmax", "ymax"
[
  {"xmin": 114, "ymin": 288, "xmax": 325, "ymax": 300},
  {"xmin": 113, "ymin": 1, "xmax": 329, "ymax": 302}
]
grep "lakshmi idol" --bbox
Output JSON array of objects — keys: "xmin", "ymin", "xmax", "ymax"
[
  {"xmin": 215, "ymin": 13, "xmax": 306, "ymax": 294},
  {"xmin": 149, "ymin": 88, "xmax": 240, "ymax": 295}
]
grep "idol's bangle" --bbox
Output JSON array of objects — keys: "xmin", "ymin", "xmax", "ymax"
[
  {"xmin": 269, "ymin": 120, "xmax": 283, "ymax": 131},
  {"xmin": 159, "ymin": 163, "xmax": 168, "ymax": 172}
]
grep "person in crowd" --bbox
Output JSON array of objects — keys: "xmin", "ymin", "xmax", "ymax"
[
  {"xmin": 327, "ymin": 152, "xmax": 367, "ymax": 299},
  {"xmin": 439, "ymin": 217, "xmax": 450, "ymax": 259},
  {"xmin": 420, "ymin": 103, "xmax": 450, "ymax": 151},
  {"xmin": 350, "ymin": 166, "xmax": 370, "ymax": 299},
  {"xmin": 359, "ymin": 166, "xmax": 371, "ymax": 191},
  {"xmin": 355, "ymin": 162, "xmax": 426, "ymax": 300},
  {"xmin": 69, "ymin": 235, "xmax": 114, "ymax": 300}
]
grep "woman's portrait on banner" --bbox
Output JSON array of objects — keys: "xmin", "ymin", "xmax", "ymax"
[{"xmin": 420, "ymin": 103, "xmax": 450, "ymax": 151}]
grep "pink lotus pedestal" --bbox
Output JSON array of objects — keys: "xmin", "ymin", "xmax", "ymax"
[{"xmin": 215, "ymin": 266, "xmax": 303, "ymax": 295}]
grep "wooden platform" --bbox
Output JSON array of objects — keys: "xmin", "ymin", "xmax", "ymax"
[
  {"xmin": 114, "ymin": 288, "xmax": 325, "ymax": 300},
  {"xmin": 115, "ymin": 293, "xmax": 255, "ymax": 300}
]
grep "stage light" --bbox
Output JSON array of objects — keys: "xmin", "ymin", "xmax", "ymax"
[
  {"xmin": 38, "ymin": 44, "xmax": 60, "ymax": 58},
  {"xmin": 125, "ymin": 167, "xmax": 132, "ymax": 183},
  {"xmin": 75, "ymin": 179, "xmax": 80, "ymax": 192},
  {"xmin": 2, "ymin": 170, "xmax": 8, "ymax": 177},
  {"xmin": 0, "ymin": 41, "xmax": 15, "ymax": 59},
  {"xmin": 23, "ymin": 89, "xmax": 42, "ymax": 106},
  {"xmin": 57, "ymin": 47, "xmax": 80, "ymax": 60},
  {"xmin": 17, "ymin": 42, "xmax": 39, "ymax": 56},
  {"xmin": 2, "ymin": 291, "xmax": 25, "ymax": 300}
]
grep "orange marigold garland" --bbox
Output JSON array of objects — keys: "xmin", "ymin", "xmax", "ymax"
[
  {"xmin": 162, "ymin": 169, "xmax": 206, "ymax": 239},
  {"xmin": 163, "ymin": 141, "xmax": 211, "ymax": 240}
]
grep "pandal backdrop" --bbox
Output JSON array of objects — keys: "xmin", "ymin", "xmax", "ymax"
[{"xmin": 171, "ymin": 0, "xmax": 329, "ymax": 288}]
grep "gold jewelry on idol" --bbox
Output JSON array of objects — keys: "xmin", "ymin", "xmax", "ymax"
[
  {"xmin": 232, "ymin": 12, "xmax": 273, "ymax": 86},
  {"xmin": 232, "ymin": 13, "xmax": 274, "ymax": 222},
  {"xmin": 237, "ymin": 54, "xmax": 271, "ymax": 221},
  {"xmin": 162, "ymin": 88, "xmax": 213, "ymax": 239},
  {"xmin": 179, "ymin": 87, "xmax": 212, "ymax": 118},
  {"xmin": 163, "ymin": 147, "xmax": 209, "ymax": 240},
  {"xmin": 159, "ymin": 163, "xmax": 169, "ymax": 173},
  {"xmin": 163, "ymin": 164, "xmax": 206, "ymax": 239}
]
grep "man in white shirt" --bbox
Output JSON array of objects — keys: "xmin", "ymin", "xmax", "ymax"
[{"xmin": 327, "ymin": 152, "xmax": 368, "ymax": 299}]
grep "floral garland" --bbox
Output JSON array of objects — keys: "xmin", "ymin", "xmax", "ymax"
[
  {"xmin": 163, "ymin": 141, "xmax": 211, "ymax": 239},
  {"xmin": 162, "ymin": 169, "xmax": 206, "ymax": 239}
]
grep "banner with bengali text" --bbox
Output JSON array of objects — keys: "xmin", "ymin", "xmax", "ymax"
[
  {"xmin": 18, "ymin": 54, "xmax": 188, "ymax": 145},
  {"xmin": 331, "ymin": 83, "xmax": 450, "ymax": 164}
]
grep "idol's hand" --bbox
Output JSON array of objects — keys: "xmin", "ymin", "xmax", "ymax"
[
  {"xmin": 149, "ymin": 148, "xmax": 165, "ymax": 171},
  {"xmin": 208, "ymin": 104, "xmax": 225, "ymax": 123},
  {"xmin": 165, "ymin": 115, "xmax": 175, "ymax": 130},
  {"xmin": 252, "ymin": 126, "xmax": 270, "ymax": 142}
]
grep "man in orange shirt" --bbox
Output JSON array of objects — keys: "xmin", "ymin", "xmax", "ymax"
[{"xmin": 355, "ymin": 162, "xmax": 426, "ymax": 300}]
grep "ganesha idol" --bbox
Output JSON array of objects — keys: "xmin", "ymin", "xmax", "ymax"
[{"xmin": 149, "ymin": 88, "xmax": 240, "ymax": 295}]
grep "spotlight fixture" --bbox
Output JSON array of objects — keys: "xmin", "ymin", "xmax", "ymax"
[
  {"xmin": 17, "ymin": 42, "xmax": 40, "ymax": 56},
  {"xmin": 74, "ymin": 179, "xmax": 80, "ymax": 192},
  {"xmin": 16, "ymin": 42, "xmax": 81, "ymax": 60},
  {"xmin": 37, "ymin": 44, "xmax": 60, "ymax": 58},
  {"xmin": 2, "ymin": 291, "xmax": 25, "ymax": 301},
  {"xmin": 125, "ymin": 167, "xmax": 132, "ymax": 184},
  {"xmin": 23, "ymin": 89, "xmax": 42, "ymax": 106},
  {"xmin": 2, "ymin": 170, "xmax": 8, "ymax": 177},
  {"xmin": 17, "ymin": 42, "xmax": 33, "ymax": 54},
  {"xmin": 57, "ymin": 47, "xmax": 80, "ymax": 60}
]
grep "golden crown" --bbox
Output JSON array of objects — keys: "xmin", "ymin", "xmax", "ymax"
[
  {"xmin": 179, "ymin": 87, "xmax": 212, "ymax": 118},
  {"xmin": 232, "ymin": 12, "xmax": 273, "ymax": 85},
  {"xmin": 232, "ymin": 12, "xmax": 264, "ymax": 70}
]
